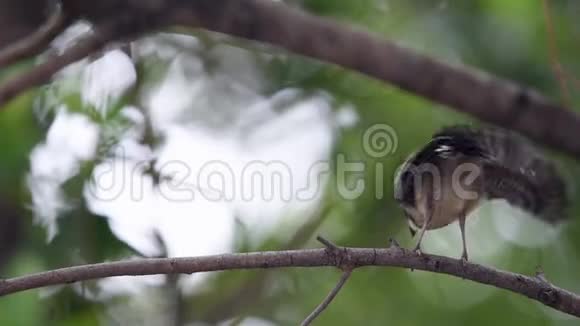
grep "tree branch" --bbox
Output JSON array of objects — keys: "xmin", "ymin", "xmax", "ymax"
[
  {"xmin": 1, "ymin": 245, "xmax": 579, "ymax": 319},
  {"xmin": 301, "ymin": 269, "xmax": 352, "ymax": 326},
  {"xmin": 0, "ymin": 21, "xmax": 113, "ymax": 104},
  {"xmin": 2, "ymin": 0, "xmax": 580, "ymax": 159},
  {"xmin": 0, "ymin": 4, "xmax": 70, "ymax": 70},
  {"xmin": 0, "ymin": 12, "xmax": 159, "ymax": 105},
  {"xmin": 298, "ymin": 236, "xmax": 353, "ymax": 325},
  {"xmin": 169, "ymin": 0, "xmax": 580, "ymax": 158},
  {"xmin": 202, "ymin": 204, "xmax": 333, "ymax": 322}
]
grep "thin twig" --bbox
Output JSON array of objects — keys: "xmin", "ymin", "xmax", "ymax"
[
  {"xmin": 0, "ymin": 4, "xmax": 70, "ymax": 69},
  {"xmin": 301, "ymin": 269, "xmax": 353, "ymax": 326},
  {"xmin": 541, "ymin": 0, "xmax": 571, "ymax": 106},
  {"xmin": 0, "ymin": 246, "xmax": 579, "ymax": 319},
  {"xmin": 202, "ymin": 203, "xmax": 333, "ymax": 322},
  {"xmin": 316, "ymin": 235, "xmax": 339, "ymax": 252},
  {"xmin": 535, "ymin": 265, "xmax": 551, "ymax": 285}
]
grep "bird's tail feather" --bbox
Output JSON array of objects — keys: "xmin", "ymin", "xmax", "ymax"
[{"xmin": 437, "ymin": 126, "xmax": 568, "ymax": 223}]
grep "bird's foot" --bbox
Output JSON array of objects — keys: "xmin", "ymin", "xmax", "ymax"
[
  {"xmin": 460, "ymin": 251, "xmax": 469, "ymax": 263},
  {"xmin": 413, "ymin": 244, "xmax": 423, "ymax": 256}
]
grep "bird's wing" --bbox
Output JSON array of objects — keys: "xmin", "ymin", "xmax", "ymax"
[{"xmin": 482, "ymin": 161, "xmax": 566, "ymax": 223}]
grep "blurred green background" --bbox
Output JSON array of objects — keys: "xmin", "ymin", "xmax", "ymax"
[{"xmin": 1, "ymin": 0, "xmax": 580, "ymax": 325}]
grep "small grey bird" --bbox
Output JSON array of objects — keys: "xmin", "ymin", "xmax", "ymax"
[{"xmin": 394, "ymin": 125, "xmax": 567, "ymax": 260}]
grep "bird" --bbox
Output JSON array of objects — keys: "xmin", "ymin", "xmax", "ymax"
[{"xmin": 393, "ymin": 125, "xmax": 567, "ymax": 260}]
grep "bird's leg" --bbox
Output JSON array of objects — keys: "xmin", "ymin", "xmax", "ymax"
[
  {"xmin": 413, "ymin": 191, "xmax": 434, "ymax": 255},
  {"xmin": 413, "ymin": 213, "xmax": 431, "ymax": 254},
  {"xmin": 413, "ymin": 222, "xmax": 428, "ymax": 254},
  {"xmin": 459, "ymin": 215, "xmax": 468, "ymax": 261}
]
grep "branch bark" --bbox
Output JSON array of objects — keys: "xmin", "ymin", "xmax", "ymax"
[
  {"xmin": 169, "ymin": 0, "xmax": 580, "ymax": 158},
  {"xmin": 1, "ymin": 0, "xmax": 580, "ymax": 158},
  {"xmin": 0, "ymin": 4, "xmax": 70, "ymax": 69},
  {"xmin": 1, "ymin": 246, "xmax": 579, "ymax": 319},
  {"xmin": 0, "ymin": 14, "xmax": 157, "ymax": 104}
]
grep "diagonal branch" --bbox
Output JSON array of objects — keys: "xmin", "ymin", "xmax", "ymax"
[
  {"xmin": 0, "ymin": 13, "xmax": 157, "ymax": 105},
  {"xmin": 0, "ymin": 21, "xmax": 114, "ymax": 104},
  {"xmin": 301, "ymin": 269, "xmax": 352, "ymax": 326},
  {"xmin": 169, "ymin": 0, "xmax": 580, "ymax": 158},
  {"xmin": 0, "ymin": 4, "xmax": 71, "ymax": 70},
  {"xmin": 300, "ymin": 235, "xmax": 352, "ymax": 326},
  {"xmin": 299, "ymin": 235, "xmax": 353, "ymax": 325},
  {"xmin": 202, "ymin": 204, "xmax": 333, "ymax": 322},
  {"xmin": 541, "ymin": 0, "xmax": 571, "ymax": 106},
  {"xmin": 2, "ymin": 0, "xmax": 580, "ymax": 159},
  {"xmin": 0, "ymin": 245, "xmax": 579, "ymax": 319}
]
